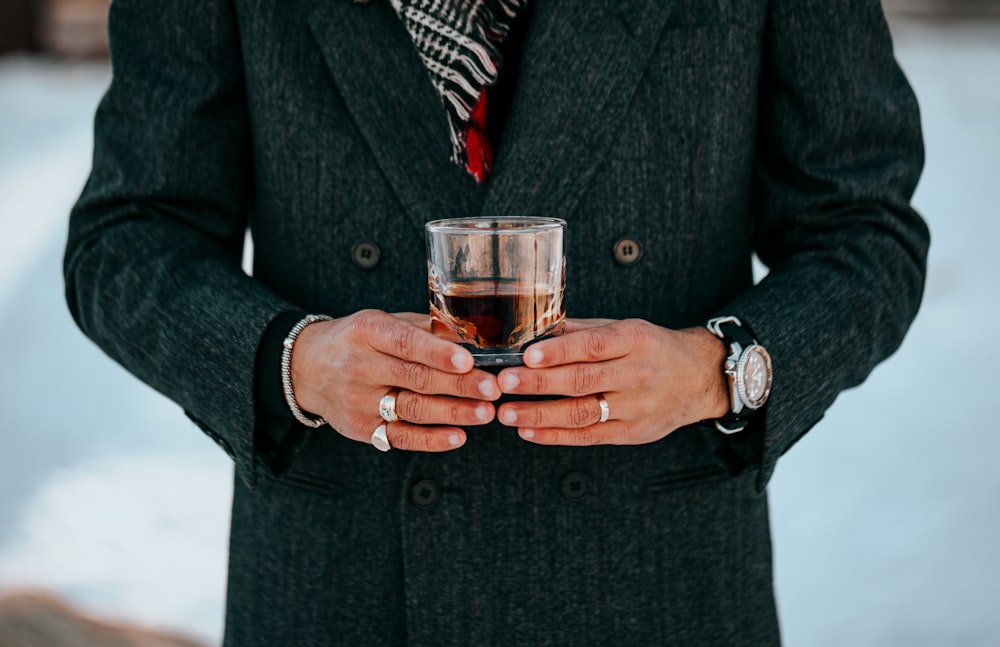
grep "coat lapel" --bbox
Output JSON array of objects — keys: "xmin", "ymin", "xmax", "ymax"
[
  {"xmin": 306, "ymin": 0, "xmax": 485, "ymax": 230},
  {"xmin": 482, "ymin": 0, "xmax": 677, "ymax": 219}
]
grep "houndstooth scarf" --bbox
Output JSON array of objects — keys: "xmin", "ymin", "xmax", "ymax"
[{"xmin": 388, "ymin": 0, "xmax": 528, "ymax": 182}]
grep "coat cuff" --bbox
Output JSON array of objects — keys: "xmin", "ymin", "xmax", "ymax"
[{"xmin": 254, "ymin": 309, "xmax": 311, "ymax": 476}]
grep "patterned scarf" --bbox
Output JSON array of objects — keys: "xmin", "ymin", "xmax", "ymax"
[{"xmin": 388, "ymin": 0, "xmax": 528, "ymax": 182}]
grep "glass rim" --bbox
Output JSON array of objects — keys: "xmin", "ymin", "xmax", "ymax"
[{"xmin": 425, "ymin": 216, "xmax": 566, "ymax": 234}]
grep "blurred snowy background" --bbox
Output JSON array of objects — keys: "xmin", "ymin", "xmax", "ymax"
[{"xmin": 1, "ymin": 5, "xmax": 998, "ymax": 647}]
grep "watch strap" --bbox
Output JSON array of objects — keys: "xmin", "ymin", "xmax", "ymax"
[{"xmin": 707, "ymin": 315, "xmax": 756, "ymax": 350}]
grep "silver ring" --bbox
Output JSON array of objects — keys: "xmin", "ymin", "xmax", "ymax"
[
  {"xmin": 596, "ymin": 394, "xmax": 610, "ymax": 424},
  {"xmin": 371, "ymin": 424, "xmax": 391, "ymax": 452},
  {"xmin": 379, "ymin": 388, "xmax": 400, "ymax": 423}
]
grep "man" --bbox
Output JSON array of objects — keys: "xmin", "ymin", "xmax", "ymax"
[{"xmin": 65, "ymin": 0, "xmax": 928, "ymax": 644}]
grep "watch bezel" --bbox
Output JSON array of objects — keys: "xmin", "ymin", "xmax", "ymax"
[{"xmin": 736, "ymin": 343, "xmax": 772, "ymax": 410}]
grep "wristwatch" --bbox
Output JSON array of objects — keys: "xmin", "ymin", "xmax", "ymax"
[{"xmin": 706, "ymin": 316, "xmax": 773, "ymax": 434}]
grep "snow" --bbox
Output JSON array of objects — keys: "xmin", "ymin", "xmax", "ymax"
[
  {"xmin": 0, "ymin": 57, "xmax": 106, "ymax": 314},
  {"xmin": 0, "ymin": 15, "xmax": 998, "ymax": 646},
  {"xmin": 0, "ymin": 455, "xmax": 230, "ymax": 640}
]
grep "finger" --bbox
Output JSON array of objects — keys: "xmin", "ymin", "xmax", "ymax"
[
  {"xmin": 350, "ymin": 310, "xmax": 475, "ymax": 372},
  {"xmin": 516, "ymin": 421, "xmax": 634, "ymax": 446},
  {"xmin": 522, "ymin": 320, "xmax": 647, "ymax": 368},
  {"xmin": 383, "ymin": 358, "xmax": 501, "ymax": 400},
  {"xmin": 381, "ymin": 421, "xmax": 467, "ymax": 452},
  {"xmin": 395, "ymin": 391, "xmax": 496, "ymax": 426},
  {"xmin": 497, "ymin": 394, "xmax": 610, "ymax": 429},
  {"xmin": 564, "ymin": 318, "xmax": 616, "ymax": 333},
  {"xmin": 497, "ymin": 361, "xmax": 621, "ymax": 397},
  {"xmin": 391, "ymin": 312, "xmax": 432, "ymax": 332}
]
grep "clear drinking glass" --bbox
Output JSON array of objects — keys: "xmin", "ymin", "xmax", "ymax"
[{"xmin": 426, "ymin": 217, "xmax": 567, "ymax": 366}]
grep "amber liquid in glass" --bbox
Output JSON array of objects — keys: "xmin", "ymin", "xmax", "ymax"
[{"xmin": 430, "ymin": 280, "xmax": 564, "ymax": 349}]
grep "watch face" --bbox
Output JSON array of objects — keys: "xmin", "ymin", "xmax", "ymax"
[{"xmin": 738, "ymin": 345, "xmax": 772, "ymax": 409}]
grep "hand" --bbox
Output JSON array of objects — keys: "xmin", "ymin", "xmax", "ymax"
[
  {"xmin": 495, "ymin": 318, "xmax": 730, "ymax": 446},
  {"xmin": 290, "ymin": 310, "xmax": 502, "ymax": 451}
]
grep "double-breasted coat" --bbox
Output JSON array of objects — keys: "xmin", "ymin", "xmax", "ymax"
[{"xmin": 64, "ymin": 0, "xmax": 929, "ymax": 644}]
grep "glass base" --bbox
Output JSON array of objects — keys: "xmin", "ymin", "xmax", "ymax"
[
  {"xmin": 463, "ymin": 330, "xmax": 565, "ymax": 368},
  {"xmin": 466, "ymin": 345, "xmax": 525, "ymax": 367}
]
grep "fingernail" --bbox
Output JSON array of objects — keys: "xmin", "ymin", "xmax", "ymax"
[
  {"xmin": 519, "ymin": 428, "xmax": 535, "ymax": 439},
  {"xmin": 500, "ymin": 373, "xmax": 520, "ymax": 391},
  {"xmin": 500, "ymin": 408, "xmax": 517, "ymax": 425},
  {"xmin": 525, "ymin": 348, "xmax": 543, "ymax": 365},
  {"xmin": 476, "ymin": 404, "xmax": 492, "ymax": 422},
  {"xmin": 449, "ymin": 432, "xmax": 463, "ymax": 446},
  {"xmin": 478, "ymin": 379, "xmax": 498, "ymax": 399},
  {"xmin": 452, "ymin": 352, "xmax": 472, "ymax": 371}
]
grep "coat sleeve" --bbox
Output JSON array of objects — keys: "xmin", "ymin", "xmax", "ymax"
[
  {"xmin": 718, "ymin": 0, "xmax": 930, "ymax": 491},
  {"xmin": 63, "ymin": 0, "xmax": 295, "ymax": 488}
]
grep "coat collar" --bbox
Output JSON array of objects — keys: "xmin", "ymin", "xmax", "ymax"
[{"xmin": 307, "ymin": 0, "xmax": 676, "ymax": 226}]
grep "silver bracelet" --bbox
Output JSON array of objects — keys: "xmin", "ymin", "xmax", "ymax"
[{"xmin": 281, "ymin": 314, "xmax": 334, "ymax": 428}]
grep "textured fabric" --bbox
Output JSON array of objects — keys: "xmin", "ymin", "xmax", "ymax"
[
  {"xmin": 389, "ymin": 0, "xmax": 527, "ymax": 177},
  {"xmin": 64, "ymin": 0, "xmax": 928, "ymax": 645}
]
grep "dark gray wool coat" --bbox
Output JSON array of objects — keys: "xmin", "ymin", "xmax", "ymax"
[{"xmin": 64, "ymin": 0, "xmax": 928, "ymax": 644}]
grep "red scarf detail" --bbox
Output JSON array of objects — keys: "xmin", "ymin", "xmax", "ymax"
[{"xmin": 465, "ymin": 93, "xmax": 494, "ymax": 184}]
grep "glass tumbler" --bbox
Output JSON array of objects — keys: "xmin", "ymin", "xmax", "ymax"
[{"xmin": 425, "ymin": 217, "xmax": 567, "ymax": 366}]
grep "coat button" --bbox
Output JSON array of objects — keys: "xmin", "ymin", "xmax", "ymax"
[
  {"xmin": 410, "ymin": 479, "xmax": 440, "ymax": 508},
  {"xmin": 560, "ymin": 471, "xmax": 591, "ymax": 500},
  {"xmin": 351, "ymin": 241, "xmax": 381, "ymax": 270},
  {"xmin": 612, "ymin": 238, "xmax": 643, "ymax": 266}
]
